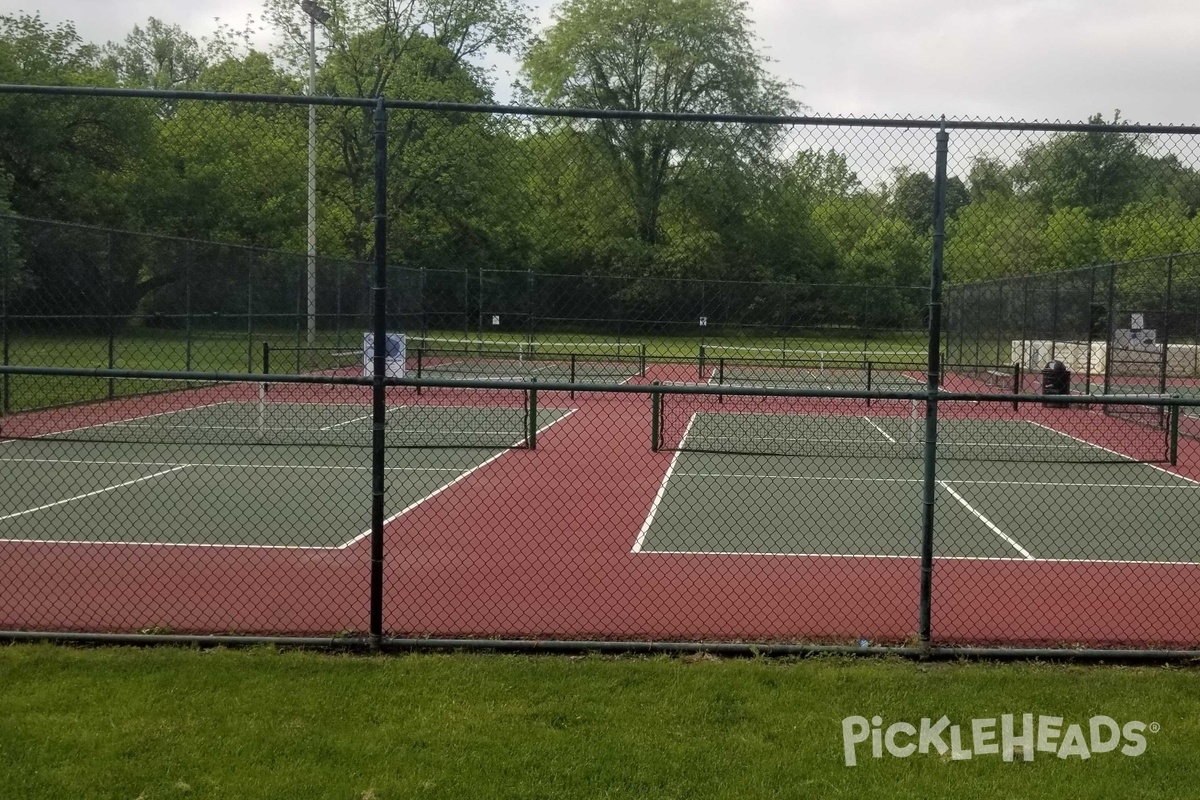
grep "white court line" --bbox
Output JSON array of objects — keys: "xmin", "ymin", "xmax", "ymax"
[
  {"xmin": 937, "ymin": 480, "xmax": 1034, "ymax": 560},
  {"xmin": 636, "ymin": 549, "xmax": 1200, "ymax": 566},
  {"xmin": 0, "ymin": 457, "xmax": 463, "ymax": 473},
  {"xmin": 1, "ymin": 401, "xmax": 236, "ymax": 444},
  {"xmin": 864, "ymin": 417, "xmax": 897, "ymax": 443},
  {"xmin": 340, "ymin": 408, "xmax": 579, "ymax": 548},
  {"xmin": 632, "ymin": 413, "xmax": 697, "ymax": 554},
  {"xmin": 1027, "ymin": 421, "xmax": 1200, "ymax": 488},
  {"xmin": 319, "ymin": 405, "xmax": 406, "ymax": 431},
  {"xmin": 0, "ymin": 409, "xmax": 577, "ymax": 551},
  {"xmin": 0, "ymin": 465, "xmax": 190, "ymax": 522}
]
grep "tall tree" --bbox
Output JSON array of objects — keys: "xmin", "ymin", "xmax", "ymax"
[
  {"xmin": 523, "ymin": 0, "xmax": 799, "ymax": 247},
  {"xmin": 1013, "ymin": 111, "xmax": 1150, "ymax": 219},
  {"xmin": 102, "ymin": 18, "xmax": 209, "ymax": 90},
  {"xmin": 255, "ymin": 0, "xmax": 530, "ymax": 260},
  {"xmin": 261, "ymin": 0, "xmax": 530, "ymax": 98},
  {"xmin": 0, "ymin": 14, "xmax": 155, "ymax": 222}
]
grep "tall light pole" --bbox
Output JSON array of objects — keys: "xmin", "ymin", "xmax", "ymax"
[{"xmin": 300, "ymin": 1, "xmax": 330, "ymax": 347}]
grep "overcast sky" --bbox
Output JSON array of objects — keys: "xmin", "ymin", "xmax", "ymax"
[{"xmin": 8, "ymin": 0, "xmax": 1199, "ymax": 124}]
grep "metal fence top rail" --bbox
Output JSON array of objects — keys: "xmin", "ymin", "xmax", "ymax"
[
  {"xmin": 3, "ymin": 364, "xmax": 1199, "ymax": 408},
  {"xmin": 2, "ymin": 83, "xmax": 1200, "ymax": 135}
]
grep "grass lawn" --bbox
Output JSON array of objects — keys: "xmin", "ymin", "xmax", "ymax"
[{"xmin": 1, "ymin": 645, "xmax": 1198, "ymax": 798}]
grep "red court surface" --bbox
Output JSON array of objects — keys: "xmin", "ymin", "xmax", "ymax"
[{"xmin": 3, "ymin": 367, "xmax": 1200, "ymax": 649}]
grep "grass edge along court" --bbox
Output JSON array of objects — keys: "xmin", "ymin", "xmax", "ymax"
[{"xmin": 3, "ymin": 644, "xmax": 1200, "ymax": 799}]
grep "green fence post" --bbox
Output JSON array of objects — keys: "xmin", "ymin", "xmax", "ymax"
[{"xmin": 918, "ymin": 121, "xmax": 950, "ymax": 650}]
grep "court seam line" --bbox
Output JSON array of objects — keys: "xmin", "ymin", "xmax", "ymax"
[
  {"xmin": 339, "ymin": 408, "xmax": 579, "ymax": 549},
  {"xmin": 1027, "ymin": 420, "xmax": 1200, "ymax": 487},
  {"xmin": 937, "ymin": 480, "xmax": 1034, "ymax": 560},
  {"xmin": 632, "ymin": 412, "xmax": 697, "ymax": 554},
  {"xmin": 0, "ymin": 464, "xmax": 191, "ymax": 522}
]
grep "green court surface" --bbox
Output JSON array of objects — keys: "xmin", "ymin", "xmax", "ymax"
[
  {"xmin": 0, "ymin": 403, "xmax": 571, "ymax": 548},
  {"xmin": 638, "ymin": 413, "xmax": 1200, "ymax": 564}
]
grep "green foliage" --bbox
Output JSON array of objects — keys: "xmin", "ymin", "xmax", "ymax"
[
  {"xmin": 4, "ymin": 7, "xmax": 1200, "ymax": 331},
  {"xmin": 1099, "ymin": 200, "xmax": 1194, "ymax": 263},
  {"xmin": 944, "ymin": 194, "xmax": 1045, "ymax": 282},
  {"xmin": 1040, "ymin": 206, "xmax": 1102, "ymax": 271},
  {"xmin": 524, "ymin": 0, "xmax": 798, "ymax": 246},
  {"xmin": 101, "ymin": 17, "xmax": 209, "ymax": 90},
  {"xmin": 891, "ymin": 169, "xmax": 968, "ymax": 233},
  {"xmin": 1015, "ymin": 112, "xmax": 1165, "ymax": 220}
]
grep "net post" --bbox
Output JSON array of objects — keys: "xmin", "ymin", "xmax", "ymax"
[
  {"xmin": 651, "ymin": 381, "xmax": 661, "ymax": 452},
  {"xmin": 528, "ymin": 379, "xmax": 538, "ymax": 450},
  {"xmin": 570, "ymin": 353, "xmax": 576, "ymax": 399},
  {"xmin": 866, "ymin": 360, "xmax": 873, "ymax": 407},
  {"xmin": 1012, "ymin": 363, "xmax": 1021, "ymax": 411},
  {"xmin": 639, "ymin": 343, "xmax": 647, "ymax": 377},
  {"xmin": 1170, "ymin": 400, "xmax": 1180, "ymax": 466},
  {"xmin": 698, "ymin": 345, "xmax": 706, "ymax": 381},
  {"xmin": 718, "ymin": 357, "xmax": 725, "ymax": 405},
  {"xmin": 415, "ymin": 348, "xmax": 422, "ymax": 396}
]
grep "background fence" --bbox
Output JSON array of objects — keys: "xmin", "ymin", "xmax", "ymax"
[{"xmin": 4, "ymin": 83, "xmax": 1200, "ymax": 655}]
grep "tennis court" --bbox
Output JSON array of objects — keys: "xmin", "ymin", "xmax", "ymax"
[
  {"xmin": 0, "ymin": 400, "xmax": 573, "ymax": 548},
  {"xmin": 636, "ymin": 405, "xmax": 1200, "ymax": 564}
]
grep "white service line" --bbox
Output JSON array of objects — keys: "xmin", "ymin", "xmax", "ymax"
[
  {"xmin": 864, "ymin": 417, "xmax": 897, "ymax": 443},
  {"xmin": 319, "ymin": 404, "xmax": 406, "ymax": 432},
  {"xmin": 341, "ymin": 408, "xmax": 578, "ymax": 548},
  {"xmin": 1027, "ymin": 420, "xmax": 1200, "ymax": 487},
  {"xmin": 937, "ymin": 480, "xmax": 1034, "ymax": 560},
  {"xmin": 0, "ymin": 465, "xmax": 190, "ymax": 522},
  {"xmin": 632, "ymin": 412, "xmax": 697, "ymax": 553}
]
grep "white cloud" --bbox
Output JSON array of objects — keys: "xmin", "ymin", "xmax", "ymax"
[{"xmin": 7, "ymin": 0, "xmax": 1198, "ymax": 123}]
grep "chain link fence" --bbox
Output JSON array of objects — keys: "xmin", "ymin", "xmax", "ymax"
[{"xmin": 4, "ymin": 84, "xmax": 1200, "ymax": 654}]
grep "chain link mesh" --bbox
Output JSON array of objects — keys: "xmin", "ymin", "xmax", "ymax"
[{"xmin": 4, "ymin": 87, "xmax": 1200, "ymax": 650}]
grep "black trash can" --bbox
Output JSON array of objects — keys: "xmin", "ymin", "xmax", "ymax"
[{"xmin": 1041, "ymin": 360, "xmax": 1071, "ymax": 407}]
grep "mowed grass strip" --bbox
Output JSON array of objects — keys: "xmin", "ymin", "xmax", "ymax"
[{"xmin": 2, "ymin": 645, "xmax": 1199, "ymax": 799}]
